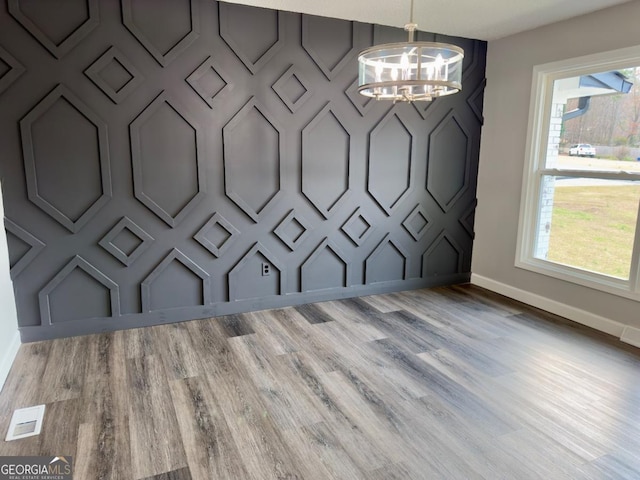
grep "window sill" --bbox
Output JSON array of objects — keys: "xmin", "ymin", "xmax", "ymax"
[{"xmin": 515, "ymin": 256, "xmax": 640, "ymax": 303}]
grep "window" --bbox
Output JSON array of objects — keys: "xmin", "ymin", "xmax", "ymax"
[{"xmin": 517, "ymin": 46, "xmax": 640, "ymax": 300}]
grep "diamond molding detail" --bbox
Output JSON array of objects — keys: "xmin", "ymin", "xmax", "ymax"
[
  {"xmin": 0, "ymin": 46, "xmax": 26, "ymax": 95},
  {"xmin": 195, "ymin": 212, "xmax": 240, "ymax": 258},
  {"xmin": 141, "ymin": 248, "xmax": 211, "ymax": 312},
  {"xmin": 39, "ymin": 255, "xmax": 120, "ymax": 324},
  {"xmin": 274, "ymin": 210, "xmax": 311, "ymax": 251},
  {"xmin": 85, "ymin": 46, "xmax": 144, "ymax": 104},
  {"xmin": 130, "ymin": 92, "xmax": 205, "ymax": 227},
  {"xmin": 186, "ymin": 56, "xmax": 231, "ymax": 109},
  {"xmin": 4, "ymin": 218, "xmax": 45, "ymax": 279},
  {"xmin": 99, "ymin": 216, "xmax": 154, "ymax": 266},
  {"xmin": 21, "ymin": 84, "xmax": 112, "ymax": 233},
  {"xmin": 272, "ymin": 65, "xmax": 312, "ymax": 113},
  {"xmin": 402, "ymin": 204, "xmax": 432, "ymax": 241},
  {"xmin": 341, "ymin": 207, "xmax": 373, "ymax": 246},
  {"xmin": 8, "ymin": 0, "xmax": 99, "ymax": 59},
  {"xmin": 122, "ymin": 0, "xmax": 199, "ymax": 67}
]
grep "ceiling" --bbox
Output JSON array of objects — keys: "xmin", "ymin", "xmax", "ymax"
[{"xmin": 219, "ymin": 0, "xmax": 632, "ymax": 40}]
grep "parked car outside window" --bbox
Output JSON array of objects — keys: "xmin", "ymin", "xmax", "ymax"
[{"xmin": 568, "ymin": 144, "xmax": 596, "ymax": 157}]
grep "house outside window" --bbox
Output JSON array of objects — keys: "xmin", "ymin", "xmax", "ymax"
[{"xmin": 516, "ymin": 46, "xmax": 640, "ymax": 300}]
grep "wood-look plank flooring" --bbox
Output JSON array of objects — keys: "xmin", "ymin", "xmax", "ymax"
[{"xmin": 1, "ymin": 284, "xmax": 640, "ymax": 479}]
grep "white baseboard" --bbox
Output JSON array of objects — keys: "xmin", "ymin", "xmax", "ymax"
[
  {"xmin": 620, "ymin": 326, "xmax": 640, "ymax": 348},
  {"xmin": 0, "ymin": 331, "xmax": 21, "ymax": 393},
  {"xmin": 470, "ymin": 273, "xmax": 627, "ymax": 338}
]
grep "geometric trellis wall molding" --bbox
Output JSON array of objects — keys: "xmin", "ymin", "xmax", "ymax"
[
  {"xmin": 0, "ymin": 0, "xmax": 486, "ymax": 341},
  {"xmin": 85, "ymin": 46, "xmax": 145, "ymax": 104},
  {"xmin": 195, "ymin": 212, "xmax": 240, "ymax": 258},
  {"xmin": 274, "ymin": 210, "xmax": 311, "ymax": 251},
  {"xmin": 301, "ymin": 237, "xmax": 350, "ymax": 292},
  {"xmin": 422, "ymin": 231, "xmax": 464, "ymax": 278},
  {"xmin": 229, "ymin": 242, "xmax": 286, "ymax": 301},
  {"xmin": 0, "ymin": 45, "xmax": 25, "ymax": 95},
  {"xmin": 368, "ymin": 111, "xmax": 414, "ymax": 216},
  {"xmin": 8, "ymin": 0, "xmax": 99, "ymax": 59},
  {"xmin": 38, "ymin": 256, "xmax": 120, "ymax": 324},
  {"xmin": 4, "ymin": 218, "xmax": 45, "ymax": 280},
  {"xmin": 302, "ymin": 104, "xmax": 352, "ymax": 219},
  {"xmin": 366, "ymin": 234, "xmax": 410, "ymax": 284},
  {"xmin": 122, "ymin": 0, "xmax": 200, "ymax": 67},
  {"xmin": 219, "ymin": 2, "xmax": 283, "ymax": 74},
  {"xmin": 130, "ymin": 92, "xmax": 206, "ymax": 227},
  {"xmin": 141, "ymin": 249, "xmax": 211, "ymax": 312},
  {"xmin": 99, "ymin": 217, "xmax": 154, "ymax": 266},
  {"xmin": 223, "ymin": 98, "xmax": 284, "ymax": 223},
  {"xmin": 427, "ymin": 110, "xmax": 472, "ymax": 213},
  {"xmin": 20, "ymin": 84, "xmax": 112, "ymax": 233}
]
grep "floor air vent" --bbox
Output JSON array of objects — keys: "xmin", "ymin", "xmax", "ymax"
[{"xmin": 5, "ymin": 405, "xmax": 45, "ymax": 441}]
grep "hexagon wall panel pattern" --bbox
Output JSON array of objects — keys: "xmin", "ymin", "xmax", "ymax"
[
  {"xmin": 223, "ymin": 98, "xmax": 283, "ymax": 222},
  {"xmin": 427, "ymin": 110, "xmax": 472, "ymax": 212},
  {"xmin": 302, "ymin": 105, "xmax": 351, "ymax": 219},
  {"xmin": 219, "ymin": 2, "xmax": 282, "ymax": 73},
  {"xmin": 0, "ymin": 0, "xmax": 485, "ymax": 341},
  {"xmin": 20, "ymin": 84, "xmax": 111, "ymax": 233},
  {"xmin": 39, "ymin": 256, "xmax": 120, "ymax": 324},
  {"xmin": 122, "ymin": 0, "xmax": 199, "ymax": 67},
  {"xmin": 229, "ymin": 242, "xmax": 285, "ymax": 301},
  {"xmin": 422, "ymin": 232, "xmax": 463, "ymax": 277},
  {"xmin": 141, "ymin": 249, "xmax": 211, "ymax": 312},
  {"xmin": 302, "ymin": 15, "xmax": 354, "ymax": 80},
  {"xmin": 301, "ymin": 238, "xmax": 350, "ymax": 292},
  {"xmin": 130, "ymin": 92, "xmax": 205, "ymax": 227},
  {"xmin": 368, "ymin": 112, "xmax": 413, "ymax": 215},
  {"xmin": 366, "ymin": 234, "xmax": 409, "ymax": 284},
  {"xmin": 8, "ymin": 0, "xmax": 99, "ymax": 59}
]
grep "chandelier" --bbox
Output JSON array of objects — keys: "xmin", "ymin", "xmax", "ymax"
[{"xmin": 357, "ymin": 0, "xmax": 464, "ymax": 103}]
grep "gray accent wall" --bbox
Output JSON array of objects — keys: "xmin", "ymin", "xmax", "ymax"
[{"xmin": 0, "ymin": 0, "xmax": 486, "ymax": 342}]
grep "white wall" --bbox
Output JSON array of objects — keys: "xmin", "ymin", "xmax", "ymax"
[
  {"xmin": 473, "ymin": 0, "xmax": 640, "ymax": 336},
  {"xmin": 0, "ymin": 182, "xmax": 20, "ymax": 390}
]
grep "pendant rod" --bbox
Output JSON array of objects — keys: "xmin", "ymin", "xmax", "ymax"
[{"xmin": 406, "ymin": 0, "xmax": 417, "ymax": 42}]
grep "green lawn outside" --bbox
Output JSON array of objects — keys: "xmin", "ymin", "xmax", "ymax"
[{"xmin": 547, "ymin": 185, "xmax": 640, "ymax": 279}]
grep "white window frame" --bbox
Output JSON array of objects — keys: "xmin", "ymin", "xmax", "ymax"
[{"xmin": 516, "ymin": 44, "xmax": 640, "ymax": 302}]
